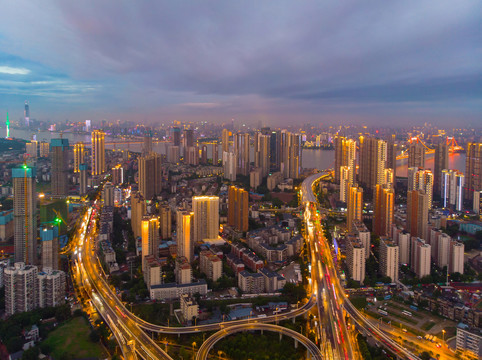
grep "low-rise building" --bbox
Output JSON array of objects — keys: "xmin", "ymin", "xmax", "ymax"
[
  {"xmin": 150, "ymin": 280, "xmax": 208, "ymax": 300},
  {"xmin": 258, "ymin": 268, "xmax": 286, "ymax": 293},
  {"xmin": 199, "ymin": 250, "xmax": 222, "ymax": 281},
  {"xmin": 180, "ymin": 294, "xmax": 199, "ymax": 323},
  {"xmin": 238, "ymin": 271, "xmax": 264, "ymax": 294}
]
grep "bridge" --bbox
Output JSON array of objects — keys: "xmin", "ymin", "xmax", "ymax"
[{"xmin": 396, "ymin": 136, "xmax": 463, "ymax": 161}]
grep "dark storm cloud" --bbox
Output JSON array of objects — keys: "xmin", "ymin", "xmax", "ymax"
[{"xmin": 0, "ymin": 1, "xmax": 480, "ymax": 124}]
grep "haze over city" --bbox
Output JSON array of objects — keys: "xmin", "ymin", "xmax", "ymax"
[{"xmin": 0, "ymin": 1, "xmax": 481, "ymax": 126}]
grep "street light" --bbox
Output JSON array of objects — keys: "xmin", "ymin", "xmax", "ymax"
[
  {"xmin": 192, "ymin": 341, "xmax": 197, "ymax": 360},
  {"xmin": 442, "ymin": 329, "xmax": 446, "ymax": 345}
]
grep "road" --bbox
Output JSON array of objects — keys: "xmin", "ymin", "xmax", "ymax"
[
  {"xmin": 195, "ymin": 323, "xmax": 323, "ymax": 360},
  {"xmin": 301, "ymin": 171, "xmax": 421, "ymax": 360},
  {"xmin": 71, "ymin": 201, "xmax": 173, "ymax": 360}
]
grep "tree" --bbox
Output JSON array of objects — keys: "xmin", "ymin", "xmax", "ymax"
[
  {"xmin": 420, "ymin": 351, "xmax": 431, "ymax": 360},
  {"xmin": 89, "ymin": 329, "xmax": 100, "ymax": 343},
  {"xmin": 21, "ymin": 347, "xmax": 39, "ymax": 360}
]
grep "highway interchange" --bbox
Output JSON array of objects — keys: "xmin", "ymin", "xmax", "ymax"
[{"xmin": 68, "ymin": 174, "xmax": 424, "ymax": 359}]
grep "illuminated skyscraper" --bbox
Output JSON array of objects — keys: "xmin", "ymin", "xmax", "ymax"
[
  {"xmin": 223, "ymin": 151, "xmax": 237, "ymax": 181},
  {"xmin": 234, "ymin": 133, "xmax": 250, "ymax": 176},
  {"xmin": 192, "ymin": 196, "xmax": 219, "ymax": 242},
  {"xmin": 5, "ymin": 111, "xmax": 10, "ymax": 138},
  {"xmin": 131, "ymin": 191, "xmax": 146, "ymax": 239},
  {"xmin": 222, "ymin": 129, "xmax": 230, "ymax": 154},
  {"xmin": 183, "ymin": 128, "xmax": 194, "ymax": 157},
  {"xmin": 358, "ymin": 137, "xmax": 387, "ymax": 190},
  {"xmin": 254, "ymin": 133, "xmax": 270, "ymax": 178},
  {"xmin": 347, "ymin": 185, "xmax": 363, "ymax": 232},
  {"xmin": 24, "ymin": 100, "xmax": 29, "ymax": 127},
  {"xmin": 339, "ymin": 166, "xmax": 353, "ymax": 202},
  {"xmin": 373, "ymin": 184, "xmax": 394, "ymax": 237},
  {"xmin": 434, "ymin": 141, "xmax": 449, "ymax": 195},
  {"xmin": 465, "ymin": 143, "xmax": 482, "ymax": 202},
  {"xmin": 334, "ymin": 137, "xmax": 356, "ymax": 183},
  {"xmin": 138, "ymin": 153, "xmax": 162, "ymax": 200},
  {"xmin": 408, "ymin": 168, "xmax": 433, "ymax": 209},
  {"xmin": 228, "ymin": 186, "xmax": 249, "ymax": 232},
  {"xmin": 407, "ymin": 190, "xmax": 428, "ymax": 239},
  {"xmin": 91, "ymin": 130, "xmax": 105, "ymax": 176},
  {"xmin": 441, "ymin": 169, "xmax": 464, "ymax": 210},
  {"xmin": 408, "ymin": 138, "xmax": 425, "ymax": 168},
  {"xmin": 386, "ymin": 139, "xmax": 397, "ymax": 179},
  {"xmin": 281, "ymin": 132, "xmax": 302, "ymax": 179},
  {"xmin": 103, "ymin": 182, "xmax": 114, "ymax": 207},
  {"xmin": 176, "ymin": 210, "xmax": 194, "ymax": 262},
  {"xmin": 73, "ymin": 142, "xmax": 85, "ymax": 173},
  {"xmin": 13, "ymin": 166, "xmax": 37, "ymax": 265},
  {"xmin": 141, "ymin": 216, "xmax": 160, "ymax": 271},
  {"xmin": 50, "ymin": 139, "xmax": 69, "ymax": 197}
]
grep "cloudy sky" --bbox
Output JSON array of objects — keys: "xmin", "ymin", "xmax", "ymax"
[{"xmin": 0, "ymin": 1, "xmax": 480, "ymax": 126}]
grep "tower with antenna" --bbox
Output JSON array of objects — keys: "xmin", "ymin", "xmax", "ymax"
[{"xmin": 5, "ymin": 111, "xmax": 10, "ymax": 138}]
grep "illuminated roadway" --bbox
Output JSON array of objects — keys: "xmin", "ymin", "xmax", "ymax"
[
  {"xmin": 301, "ymin": 172, "xmax": 421, "ymax": 360},
  {"xmin": 195, "ymin": 323, "xmax": 323, "ymax": 360}
]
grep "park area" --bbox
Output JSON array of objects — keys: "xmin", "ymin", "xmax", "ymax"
[{"xmin": 42, "ymin": 317, "xmax": 107, "ymax": 360}]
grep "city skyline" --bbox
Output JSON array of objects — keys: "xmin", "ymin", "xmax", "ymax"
[{"xmin": 0, "ymin": 1, "xmax": 480, "ymax": 126}]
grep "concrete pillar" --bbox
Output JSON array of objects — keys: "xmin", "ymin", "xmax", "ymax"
[
  {"xmin": 294, "ymin": 339, "xmax": 298, "ymax": 349},
  {"xmin": 292, "ymin": 316, "xmax": 296, "ymax": 324},
  {"xmin": 279, "ymin": 333, "xmax": 282, "ymax": 341}
]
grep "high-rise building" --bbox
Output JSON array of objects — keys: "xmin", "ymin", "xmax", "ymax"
[
  {"xmin": 358, "ymin": 137, "xmax": 387, "ymax": 190},
  {"xmin": 347, "ymin": 185, "xmax": 363, "ymax": 232},
  {"xmin": 40, "ymin": 225, "xmax": 59, "ymax": 270},
  {"xmin": 222, "ymin": 129, "xmax": 230, "ymax": 153},
  {"xmin": 339, "ymin": 166, "xmax": 353, "ymax": 202},
  {"xmin": 228, "ymin": 186, "xmax": 249, "ymax": 232},
  {"xmin": 50, "ymin": 139, "xmax": 70, "ymax": 197},
  {"xmin": 24, "ymin": 100, "xmax": 30, "ymax": 127},
  {"xmin": 175, "ymin": 256, "xmax": 193, "ymax": 284},
  {"xmin": 397, "ymin": 231, "xmax": 411, "ymax": 266},
  {"xmin": 352, "ymin": 220, "xmax": 370, "ymax": 259},
  {"xmin": 441, "ymin": 169, "xmax": 464, "ymax": 210},
  {"xmin": 380, "ymin": 237, "xmax": 399, "ymax": 282},
  {"xmin": 103, "ymin": 182, "xmax": 114, "ymax": 207},
  {"xmin": 79, "ymin": 163, "xmax": 88, "ymax": 195},
  {"xmin": 141, "ymin": 215, "xmax": 160, "ymax": 271},
  {"xmin": 160, "ymin": 204, "xmax": 172, "ymax": 239},
  {"xmin": 436, "ymin": 233, "xmax": 451, "ymax": 269},
  {"xmin": 200, "ymin": 145, "xmax": 208, "ymax": 165},
  {"xmin": 473, "ymin": 190, "xmax": 482, "ymax": 215},
  {"xmin": 449, "ymin": 241, "xmax": 464, "ymax": 274},
  {"xmin": 185, "ymin": 146, "xmax": 199, "ymax": 165},
  {"xmin": 73, "ymin": 142, "xmax": 85, "ymax": 173},
  {"xmin": 408, "ymin": 138, "xmax": 425, "ymax": 169},
  {"xmin": 138, "ymin": 153, "xmax": 162, "ymax": 200},
  {"xmin": 183, "ymin": 128, "xmax": 195, "ymax": 156},
  {"xmin": 334, "ymin": 137, "xmax": 356, "ymax": 183},
  {"xmin": 373, "ymin": 184, "xmax": 394, "ymax": 237},
  {"xmin": 143, "ymin": 135, "xmax": 153, "ymax": 156},
  {"xmin": 234, "ymin": 133, "xmax": 250, "ymax": 176},
  {"xmin": 281, "ymin": 132, "xmax": 302, "ymax": 179},
  {"xmin": 4, "ymin": 262, "xmax": 37, "ymax": 315},
  {"xmin": 466, "ymin": 143, "xmax": 482, "ymax": 202},
  {"xmin": 212, "ymin": 143, "xmax": 219, "ymax": 165},
  {"xmin": 167, "ymin": 145, "xmax": 180, "ymax": 164},
  {"xmin": 254, "ymin": 133, "xmax": 270, "ymax": 178},
  {"xmin": 192, "ymin": 196, "xmax": 219, "ymax": 242},
  {"xmin": 346, "ymin": 235, "xmax": 366, "ymax": 283},
  {"xmin": 434, "ymin": 141, "xmax": 449, "ymax": 195},
  {"xmin": 172, "ymin": 127, "xmax": 181, "ymax": 147},
  {"xmin": 13, "ymin": 167, "xmax": 37, "ymax": 265},
  {"xmin": 406, "ymin": 190, "xmax": 428, "ymax": 239},
  {"xmin": 408, "ymin": 168, "xmax": 433, "ymax": 209},
  {"xmin": 131, "ymin": 191, "xmax": 146, "ymax": 239},
  {"xmin": 37, "ymin": 268, "xmax": 66, "ymax": 309},
  {"xmin": 410, "ymin": 237, "xmax": 432, "ymax": 279},
  {"xmin": 386, "ymin": 139, "xmax": 397, "ymax": 180},
  {"xmin": 176, "ymin": 210, "xmax": 194, "ymax": 262},
  {"xmin": 223, "ymin": 151, "xmax": 237, "ymax": 181},
  {"xmin": 91, "ymin": 130, "xmax": 106, "ymax": 176},
  {"xmin": 111, "ymin": 165, "xmax": 124, "ymax": 185}
]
